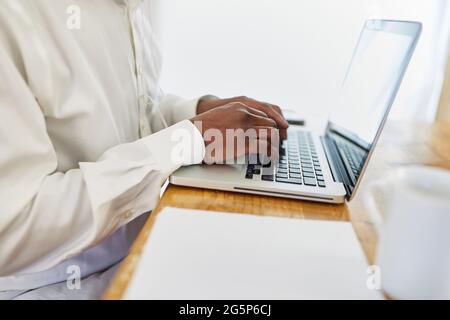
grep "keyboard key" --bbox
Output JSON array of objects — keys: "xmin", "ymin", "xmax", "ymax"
[
  {"xmin": 245, "ymin": 165, "xmax": 254, "ymax": 179},
  {"xmin": 262, "ymin": 175, "xmax": 274, "ymax": 181},
  {"xmin": 276, "ymin": 177, "xmax": 303, "ymax": 185},
  {"xmin": 300, "ymin": 153, "xmax": 310, "ymax": 158},
  {"xmin": 273, "ymin": 131, "xmax": 324, "ymax": 186},
  {"xmin": 303, "ymin": 171, "xmax": 315, "ymax": 178},
  {"xmin": 288, "ymin": 178, "xmax": 303, "ymax": 184},
  {"xmin": 318, "ymin": 181, "xmax": 326, "ymax": 187},
  {"xmin": 304, "ymin": 177, "xmax": 317, "ymax": 186},
  {"xmin": 262, "ymin": 161, "xmax": 272, "ymax": 168}
]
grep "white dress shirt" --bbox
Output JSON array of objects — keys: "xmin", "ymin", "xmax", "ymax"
[{"xmin": 0, "ymin": 0, "xmax": 205, "ymax": 292}]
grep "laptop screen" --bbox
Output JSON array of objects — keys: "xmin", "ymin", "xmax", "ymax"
[{"xmin": 326, "ymin": 20, "xmax": 421, "ymax": 198}]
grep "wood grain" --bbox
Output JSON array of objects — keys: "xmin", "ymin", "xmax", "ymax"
[
  {"xmin": 437, "ymin": 52, "xmax": 450, "ymax": 121},
  {"xmin": 103, "ymin": 121, "xmax": 450, "ymax": 299}
]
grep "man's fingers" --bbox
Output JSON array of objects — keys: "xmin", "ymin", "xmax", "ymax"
[
  {"xmin": 258, "ymin": 103, "xmax": 289, "ymax": 129},
  {"xmin": 245, "ymin": 110, "xmax": 278, "ymax": 128},
  {"xmin": 259, "ymin": 103, "xmax": 288, "ymax": 140},
  {"xmin": 221, "ymin": 96, "xmax": 289, "ymax": 130},
  {"xmin": 197, "ymin": 99, "xmax": 285, "ymax": 164},
  {"xmin": 252, "ymin": 125, "xmax": 279, "ymax": 140},
  {"xmin": 252, "ymin": 126, "xmax": 280, "ymax": 161},
  {"xmin": 267, "ymin": 103, "xmax": 283, "ymax": 116},
  {"xmin": 240, "ymin": 104, "xmax": 268, "ymax": 118},
  {"xmin": 236, "ymin": 97, "xmax": 289, "ymax": 129},
  {"xmin": 223, "ymin": 102, "xmax": 269, "ymax": 118}
]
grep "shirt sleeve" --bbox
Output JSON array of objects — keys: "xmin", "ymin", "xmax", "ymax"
[
  {"xmin": 0, "ymin": 40, "xmax": 205, "ymax": 276},
  {"xmin": 148, "ymin": 93, "xmax": 201, "ymax": 132}
]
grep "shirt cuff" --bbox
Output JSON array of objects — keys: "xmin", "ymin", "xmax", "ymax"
[
  {"xmin": 79, "ymin": 120, "xmax": 205, "ymax": 220},
  {"xmin": 141, "ymin": 119, "xmax": 205, "ymax": 174}
]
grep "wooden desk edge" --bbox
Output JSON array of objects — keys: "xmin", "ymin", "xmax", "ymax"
[{"xmin": 103, "ymin": 203, "xmax": 163, "ymax": 299}]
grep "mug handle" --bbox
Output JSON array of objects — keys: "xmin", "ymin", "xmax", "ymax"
[{"xmin": 363, "ymin": 179, "xmax": 386, "ymax": 233}]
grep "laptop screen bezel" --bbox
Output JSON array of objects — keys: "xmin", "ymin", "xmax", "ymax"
[{"xmin": 325, "ymin": 19, "xmax": 422, "ymax": 201}]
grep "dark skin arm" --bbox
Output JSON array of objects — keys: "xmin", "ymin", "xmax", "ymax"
[
  {"xmin": 190, "ymin": 96, "xmax": 288, "ymax": 163},
  {"xmin": 196, "ymin": 95, "xmax": 289, "ymax": 140}
]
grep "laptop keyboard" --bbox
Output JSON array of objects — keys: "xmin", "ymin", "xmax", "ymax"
[
  {"xmin": 336, "ymin": 141, "xmax": 364, "ymax": 179},
  {"xmin": 245, "ymin": 131, "xmax": 326, "ymax": 188}
]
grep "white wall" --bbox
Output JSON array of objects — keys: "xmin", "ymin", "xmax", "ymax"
[{"xmin": 156, "ymin": 0, "xmax": 450, "ymax": 121}]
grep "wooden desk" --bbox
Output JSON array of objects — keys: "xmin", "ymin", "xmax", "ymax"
[{"xmin": 104, "ymin": 121, "xmax": 450, "ymax": 299}]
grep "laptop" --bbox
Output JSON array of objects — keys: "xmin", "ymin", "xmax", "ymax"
[{"xmin": 170, "ymin": 20, "xmax": 422, "ymax": 204}]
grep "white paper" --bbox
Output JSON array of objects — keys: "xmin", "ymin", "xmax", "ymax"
[{"xmin": 124, "ymin": 207, "xmax": 383, "ymax": 300}]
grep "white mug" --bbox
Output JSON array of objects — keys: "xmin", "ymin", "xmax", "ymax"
[{"xmin": 364, "ymin": 165, "xmax": 450, "ymax": 299}]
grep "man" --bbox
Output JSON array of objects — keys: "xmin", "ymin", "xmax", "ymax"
[{"xmin": 0, "ymin": 0, "xmax": 288, "ymax": 299}]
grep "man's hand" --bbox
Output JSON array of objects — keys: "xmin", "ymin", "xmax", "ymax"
[
  {"xmin": 197, "ymin": 96, "xmax": 289, "ymax": 140},
  {"xmin": 190, "ymin": 102, "xmax": 280, "ymax": 164}
]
